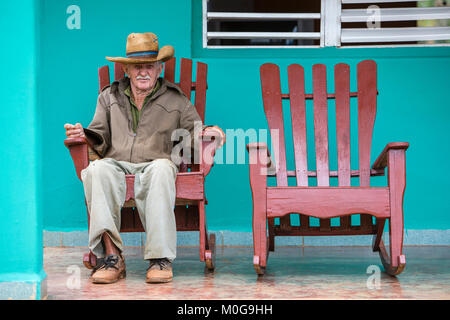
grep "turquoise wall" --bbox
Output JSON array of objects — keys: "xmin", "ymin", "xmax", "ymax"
[
  {"xmin": 0, "ymin": 0, "xmax": 46, "ymax": 297},
  {"xmin": 41, "ymin": 0, "xmax": 450, "ymax": 233}
]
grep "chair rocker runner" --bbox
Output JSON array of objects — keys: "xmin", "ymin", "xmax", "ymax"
[
  {"xmin": 248, "ymin": 60, "xmax": 409, "ymax": 276},
  {"xmin": 65, "ymin": 57, "xmax": 221, "ymax": 271}
]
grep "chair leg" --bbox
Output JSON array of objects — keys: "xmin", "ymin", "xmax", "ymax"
[
  {"xmin": 248, "ymin": 150, "xmax": 269, "ymax": 275},
  {"xmin": 198, "ymin": 200, "xmax": 215, "ymax": 270},
  {"xmin": 253, "ymin": 216, "xmax": 268, "ymax": 275},
  {"xmin": 372, "ymin": 218, "xmax": 386, "ymax": 252},
  {"xmin": 268, "ymin": 218, "xmax": 275, "ymax": 252},
  {"xmin": 388, "ymin": 202, "xmax": 406, "ymax": 275},
  {"xmin": 253, "ymin": 254, "xmax": 265, "ymax": 276},
  {"xmin": 253, "ymin": 239, "xmax": 268, "ymax": 275},
  {"xmin": 373, "ymin": 219, "xmax": 406, "ymax": 276},
  {"xmin": 377, "ymin": 238, "xmax": 406, "ymax": 276},
  {"xmin": 381, "ymin": 205, "xmax": 406, "ymax": 276},
  {"xmin": 376, "ymin": 149, "xmax": 406, "ymax": 276},
  {"xmin": 205, "ymin": 233, "xmax": 216, "ymax": 271}
]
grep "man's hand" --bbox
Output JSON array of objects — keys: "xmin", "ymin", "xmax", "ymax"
[
  {"xmin": 64, "ymin": 123, "xmax": 86, "ymax": 138},
  {"xmin": 203, "ymin": 125, "xmax": 226, "ymax": 148}
]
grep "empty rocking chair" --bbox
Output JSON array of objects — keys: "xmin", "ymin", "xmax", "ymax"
[{"xmin": 248, "ymin": 60, "xmax": 409, "ymax": 276}]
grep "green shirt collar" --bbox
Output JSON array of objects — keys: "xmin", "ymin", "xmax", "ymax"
[
  {"xmin": 125, "ymin": 78, "xmax": 161, "ymax": 132},
  {"xmin": 124, "ymin": 78, "xmax": 161, "ymax": 106}
]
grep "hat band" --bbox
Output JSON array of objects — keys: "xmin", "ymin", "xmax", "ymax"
[{"xmin": 126, "ymin": 50, "xmax": 158, "ymax": 57}]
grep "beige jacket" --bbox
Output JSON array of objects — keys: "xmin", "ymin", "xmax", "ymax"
[{"xmin": 84, "ymin": 77, "xmax": 203, "ymax": 164}]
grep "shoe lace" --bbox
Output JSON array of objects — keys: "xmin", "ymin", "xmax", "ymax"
[
  {"xmin": 93, "ymin": 258, "xmax": 105, "ymax": 271},
  {"xmin": 103, "ymin": 255, "xmax": 119, "ymax": 270},
  {"xmin": 148, "ymin": 258, "xmax": 170, "ymax": 270}
]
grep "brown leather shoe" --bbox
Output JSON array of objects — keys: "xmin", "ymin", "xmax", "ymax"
[
  {"xmin": 146, "ymin": 258, "xmax": 173, "ymax": 283},
  {"xmin": 91, "ymin": 254, "xmax": 126, "ymax": 284}
]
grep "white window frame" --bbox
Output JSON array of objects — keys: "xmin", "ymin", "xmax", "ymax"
[{"xmin": 202, "ymin": 0, "xmax": 450, "ymax": 49}]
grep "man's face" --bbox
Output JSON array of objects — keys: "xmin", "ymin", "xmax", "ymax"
[{"xmin": 125, "ymin": 62, "xmax": 163, "ymax": 91}]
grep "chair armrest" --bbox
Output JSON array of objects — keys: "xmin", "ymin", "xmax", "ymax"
[
  {"xmin": 372, "ymin": 142, "xmax": 409, "ymax": 170},
  {"xmin": 64, "ymin": 137, "xmax": 89, "ymax": 148},
  {"xmin": 199, "ymin": 129, "xmax": 225, "ymax": 177},
  {"xmin": 64, "ymin": 137, "xmax": 90, "ymax": 180},
  {"xmin": 246, "ymin": 143, "xmax": 274, "ymax": 193},
  {"xmin": 246, "ymin": 143, "xmax": 275, "ymax": 175}
]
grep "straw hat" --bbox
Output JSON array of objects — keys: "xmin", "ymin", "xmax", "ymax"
[{"xmin": 106, "ymin": 32, "xmax": 174, "ymax": 64}]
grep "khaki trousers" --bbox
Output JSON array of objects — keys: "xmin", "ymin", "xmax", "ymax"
[{"xmin": 81, "ymin": 158, "xmax": 178, "ymax": 261}]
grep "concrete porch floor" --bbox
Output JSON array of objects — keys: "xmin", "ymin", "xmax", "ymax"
[{"xmin": 44, "ymin": 246, "xmax": 450, "ymax": 300}]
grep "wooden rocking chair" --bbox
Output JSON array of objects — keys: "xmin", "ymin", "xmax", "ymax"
[
  {"xmin": 248, "ymin": 60, "xmax": 409, "ymax": 276},
  {"xmin": 65, "ymin": 57, "xmax": 221, "ymax": 271}
]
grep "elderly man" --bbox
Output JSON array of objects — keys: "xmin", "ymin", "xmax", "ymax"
[{"xmin": 64, "ymin": 33, "xmax": 224, "ymax": 284}]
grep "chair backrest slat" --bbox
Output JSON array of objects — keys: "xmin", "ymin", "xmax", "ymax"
[
  {"xmin": 98, "ymin": 65, "xmax": 110, "ymax": 94},
  {"xmin": 335, "ymin": 63, "xmax": 351, "ymax": 187},
  {"xmin": 357, "ymin": 60, "xmax": 378, "ymax": 231},
  {"xmin": 335, "ymin": 63, "xmax": 352, "ymax": 229},
  {"xmin": 179, "ymin": 58, "xmax": 193, "ymax": 99},
  {"xmin": 261, "ymin": 63, "xmax": 290, "ymax": 230},
  {"xmin": 114, "ymin": 62, "xmax": 125, "ymax": 81},
  {"xmin": 313, "ymin": 64, "xmax": 331, "ymax": 231},
  {"xmin": 260, "ymin": 63, "xmax": 288, "ymax": 187},
  {"xmin": 164, "ymin": 57, "xmax": 176, "ymax": 83},
  {"xmin": 195, "ymin": 62, "xmax": 208, "ymax": 122},
  {"xmin": 288, "ymin": 64, "xmax": 308, "ymax": 187},
  {"xmin": 357, "ymin": 60, "xmax": 377, "ymax": 187},
  {"xmin": 312, "ymin": 64, "xmax": 330, "ymax": 187}
]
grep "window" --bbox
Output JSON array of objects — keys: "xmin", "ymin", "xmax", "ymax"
[
  {"xmin": 340, "ymin": 0, "xmax": 450, "ymax": 47},
  {"xmin": 202, "ymin": 0, "xmax": 450, "ymax": 48},
  {"xmin": 203, "ymin": 0, "xmax": 322, "ymax": 47}
]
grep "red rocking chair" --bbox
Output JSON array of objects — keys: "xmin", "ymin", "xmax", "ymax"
[
  {"xmin": 248, "ymin": 60, "xmax": 409, "ymax": 276},
  {"xmin": 65, "ymin": 57, "xmax": 221, "ymax": 271}
]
